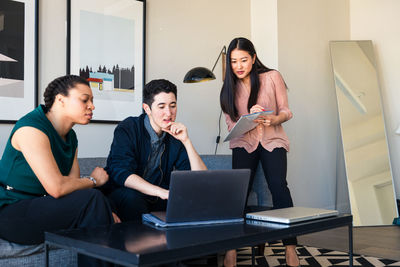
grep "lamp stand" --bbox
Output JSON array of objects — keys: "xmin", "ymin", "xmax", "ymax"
[{"xmin": 212, "ymin": 46, "xmax": 226, "ymax": 155}]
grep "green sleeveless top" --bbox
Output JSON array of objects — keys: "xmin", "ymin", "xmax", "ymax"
[{"xmin": 0, "ymin": 105, "xmax": 78, "ymax": 208}]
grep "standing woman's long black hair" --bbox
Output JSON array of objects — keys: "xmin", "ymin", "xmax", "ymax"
[{"xmin": 220, "ymin": 37, "xmax": 273, "ymax": 122}]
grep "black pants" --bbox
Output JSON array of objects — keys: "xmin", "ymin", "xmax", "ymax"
[
  {"xmin": 233, "ymin": 145, "xmax": 297, "ymax": 246},
  {"xmin": 108, "ymin": 187, "xmax": 167, "ymax": 222},
  {"xmin": 0, "ymin": 189, "xmax": 114, "ymax": 266}
]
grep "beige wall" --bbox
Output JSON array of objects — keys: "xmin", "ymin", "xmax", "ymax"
[{"xmin": 350, "ymin": 0, "xmax": 400, "ymax": 200}]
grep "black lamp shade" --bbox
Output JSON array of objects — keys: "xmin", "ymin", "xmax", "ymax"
[{"xmin": 183, "ymin": 67, "xmax": 216, "ymax": 83}]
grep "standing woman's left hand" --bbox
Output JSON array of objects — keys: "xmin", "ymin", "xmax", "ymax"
[
  {"xmin": 162, "ymin": 122, "xmax": 189, "ymax": 143},
  {"xmin": 255, "ymin": 112, "xmax": 288, "ymax": 126},
  {"xmin": 255, "ymin": 114, "xmax": 279, "ymax": 126}
]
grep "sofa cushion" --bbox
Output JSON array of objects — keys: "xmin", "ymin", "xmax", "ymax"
[
  {"xmin": 78, "ymin": 157, "xmax": 107, "ymax": 176},
  {"xmin": 78, "ymin": 155, "xmax": 232, "ymax": 174},
  {"xmin": 200, "ymin": 155, "xmax": 232, "ymax": 170},
  {"xmin": 0, "ymin": 244, "xmax": 76, "ymax": 267},
  {"xmin": 0, "ymin": 238, "xmax": 43, "ymax": 258}
]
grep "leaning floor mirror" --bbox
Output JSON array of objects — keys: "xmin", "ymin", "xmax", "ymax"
[{"xmin": 330, "ymin": 40, "xmax": 398, "ymax": 226}]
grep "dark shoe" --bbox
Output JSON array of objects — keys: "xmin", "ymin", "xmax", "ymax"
[{"xmin": 255, "ymin": 243, "xmax": 265, "ymax": 256}]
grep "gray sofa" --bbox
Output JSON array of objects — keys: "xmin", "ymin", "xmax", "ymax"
[{"xmin": 0, "ymin": 155, "xmax": 271, "ymax": 266}]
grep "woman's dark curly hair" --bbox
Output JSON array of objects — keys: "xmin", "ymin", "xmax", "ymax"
[{"xmin": 43, "ymin": 75, "xmax": 89, "ymax": 111}]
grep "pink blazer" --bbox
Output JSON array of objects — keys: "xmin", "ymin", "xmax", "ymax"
[{"xmin": 224, "ymin": 70, "xmax": 293, "ymax": 153}]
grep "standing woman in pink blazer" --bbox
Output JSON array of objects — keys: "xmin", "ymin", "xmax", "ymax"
[{"xmin": 220, "ymin": 37, "xmax": 299, "ymax": 267}]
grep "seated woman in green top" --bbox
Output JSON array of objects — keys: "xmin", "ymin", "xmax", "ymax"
[{"xmin": 0, "ymin": 75, "xmax": 117, "ymax": 266}]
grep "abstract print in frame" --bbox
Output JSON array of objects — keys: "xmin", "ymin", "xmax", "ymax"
[
  {"xmin": 68, "ymin": 0, "xmax": 144, "ymax": 123},
  {"xmin": 0, "ymin": 0, "xmax": 38, "ymax": 122}
]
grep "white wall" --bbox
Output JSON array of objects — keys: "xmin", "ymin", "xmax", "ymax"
[
  {"xmin": 0, "ymin": 0, "xmax": 398, "ymax": 205},
  {"xmin": 0, "ymin": 0, "xmax": 249, "ymax": 158},
  {"xmin": 251, "ymin": 0, "xmax": 278, "ymax": 69},
  {"xmin": 146, "ymin": 0, "xmax": 250, "ymax": 155},
  {"xmin": 38, "ymin": 0, "xmax": 117, "ymax": 158},
  {"xmin": 0, "ymin": 125, "xmax": 13, "ymax": 154},
  {"xmin": 350, "ymin": 0, "xmax": 400, "ymax": 200},
  {"xmin": 251, "ymin": 0, "xmax": 349, "ymax": 209},
  {"xmin": 277, "ymin": 0, "xmax": 349, "ymax": 208}
]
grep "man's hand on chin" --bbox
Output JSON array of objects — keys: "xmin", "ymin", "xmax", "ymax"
[{"xmin": 162, "ymin": 122, "xmax": 189, "ymax": 143}]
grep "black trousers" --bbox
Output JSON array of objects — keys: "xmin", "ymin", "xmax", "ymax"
[
  {"xmin": 232, "ymin": 145, "xmax": 297, "ymax": 246},
  {"xmin": 108, "ymin": 186, "xmax": 167, "ymax": 222},
  {"xmin": 0, "ymin": 189, "xmax": 114, "ymax": 266}
]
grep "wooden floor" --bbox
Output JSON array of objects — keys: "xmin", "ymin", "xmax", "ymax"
[{"xmin": 297, "ymin": 225, "xmax": 400, "ymax": 261}]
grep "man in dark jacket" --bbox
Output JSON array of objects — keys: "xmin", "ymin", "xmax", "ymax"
[{"xmin": 105, "ymin": 79, "xmax": 207, "ymax": 222}]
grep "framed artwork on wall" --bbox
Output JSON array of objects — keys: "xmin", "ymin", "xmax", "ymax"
[
  {"xmin": 67, "ymin": 0, "xmax": 145, "ymax": 123},
  {"xmin": 0, "ymin": 0, "xmax": 38, "ymax": 123}
]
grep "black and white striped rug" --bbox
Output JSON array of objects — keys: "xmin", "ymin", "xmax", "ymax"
[{"xmin": 185, "ymin": 242, "xmax": 400, "ymax": 267}]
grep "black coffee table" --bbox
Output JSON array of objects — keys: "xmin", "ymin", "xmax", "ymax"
[{"xmin": 45, "ymin": 214, "xmax": 353, "ymax": 267}]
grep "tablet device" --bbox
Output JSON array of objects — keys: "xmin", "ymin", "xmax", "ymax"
[{"xmin": 224, "ymin": 111, "xmax": 273, "ymax": 142}]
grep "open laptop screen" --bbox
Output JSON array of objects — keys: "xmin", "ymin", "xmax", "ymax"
[{"xmin": 164, "ymin": 169, "xmax": 250, "ymax": 223}]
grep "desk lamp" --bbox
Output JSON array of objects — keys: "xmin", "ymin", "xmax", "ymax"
[{"xmin": 183, "ymin": 46, "xmax": 226, "ymax": 154}]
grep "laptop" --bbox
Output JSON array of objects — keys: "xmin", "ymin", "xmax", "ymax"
[
  {"xmin": 142, "ymin": 169, "xmax": 250, "ymax": 227},
  {"xmin": 246, "ymin": 207, "xmax": 339, "ymax": 224}
]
